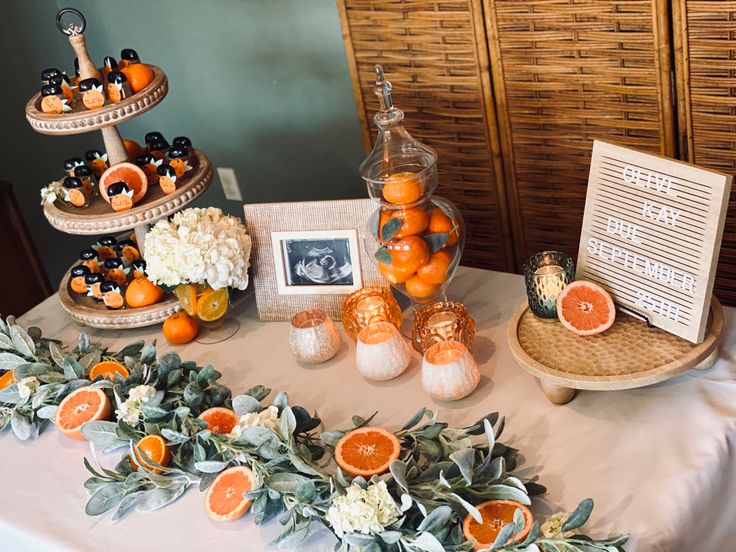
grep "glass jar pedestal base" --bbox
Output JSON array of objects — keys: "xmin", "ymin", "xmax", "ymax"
[{"xmin": 195, "ymin": 317, "xmax": 240, "ymax": 344}]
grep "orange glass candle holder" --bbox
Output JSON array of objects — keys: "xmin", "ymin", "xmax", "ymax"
[
  {"xmin": 341, "ymin": 286, "xmax": 402, "ymax": 341},
  {"xmin": 411, "ymin": 301, "xmax": 475, "ymax": 354}
]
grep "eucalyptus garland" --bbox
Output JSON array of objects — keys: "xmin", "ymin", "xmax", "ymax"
[{"xmin": 0, "ymin": 316, "xmax": 628, "ymax": 551}]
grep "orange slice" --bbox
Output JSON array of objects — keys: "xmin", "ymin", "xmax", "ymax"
[
  {"xmin": 0, "ymin": 370, "xmax": 15, "ymax": 390},
  {"xmin": 130, "ymin": 434, "xmax": 171, "ymax": 474},
  {"xmin": 198, "ymin": 407, "xmax": 239, "ymax": 435},
  {"xmin": 88, "ymin": 360, "xmax": 129, "ymax": 381},
  {"xmin": 55, "ymin": 387, "xmax": 112, "ymax": 441},
  {"xmin": 196, "ymin": 287, "xmax": 229, "ymax": 322},
  {"xmin": 463, "ymin": 500, "xmax": 533, "ymax": 551},
  {"xmin": 174, "ymin": 284, "xmax": 198, "ymax": 316},
  {"xmin": 205, "ymin": 465, "xmax": 256, "ymax": 522},
  {"xmin": 557, "ymin": 280, "xmax": 616, "ymax": 336},
  {"xmin": 334, "ymin": 426, "xmax": 401, "ymax": 477},
  {"xmin": 99, "ymin": 162, "xmax": 148, "ymax": 203}
]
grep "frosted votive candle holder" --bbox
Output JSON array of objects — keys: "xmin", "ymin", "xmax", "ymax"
[
  {"xmin": 421, "ymin": 340, "xmax": 480, "ymax": 401},
  {"xmin": 523, "ymin": 251, "xmax": 575, "ymax": 318},
  {"xmin": 342, "ymin": 286, "xmax": 402, "ymax": 341},
  {"xmin": 356, "ymin": 321, "xmax": 411, "ymax": 381},
  {"xmin": 411, "ymin": 301, "xmax": 476, "ymax": 354},
  {"xmin": 289, "ymin": 308, "xmax": 342, "ymax": 364}
]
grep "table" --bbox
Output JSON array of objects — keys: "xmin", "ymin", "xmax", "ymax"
[{"xmin": 3, "ymin": 267, "xmax": 736, "ymax": 551}]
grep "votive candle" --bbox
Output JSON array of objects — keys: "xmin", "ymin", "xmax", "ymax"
[{"xmin": 523, "ymin": 251, "xmax": 575, "ymax": 318}]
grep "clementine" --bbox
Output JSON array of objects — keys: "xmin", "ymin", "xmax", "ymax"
[
  {"xmin": 427, "ymin": 208, "xmax": 459, "ymax": 247},
  {"xmin": 121, "ymin": 64, "xmax": 154, "ymax": 94},
  {"xmin": 163, "ymin": 311, "xmax": 199, "ymax": 344},
  {"xmin": 380, "ymin": 207, "xmax": 428, "ymax": 240},
  {"xmin": 405, "ymin": 274, "xmax": 440, "ymax": 299},
  {"xmin": 382, "ymin": 172, "xmax": 423, "ymax": 205},
  {"xmin": 379, "ymin": 262, "xmax": 415, "ymax": 284},
  {"xmin": 0, "ymin": 370, "xmax": 15, "ymax": 390},
  {"xmin": 125, "ymin": 277, "xmax": 164, "ymax": 308},
  {"xmin": 123, "ymin": 139, "xmax": 145, "ymax": 161},
  {"xmin": 416, "ymin": 250, "xmax": 452, "ymax": 285},
  {"xmin": 386, "ymin": 236, "xmax": 430, "ymax": 274}
]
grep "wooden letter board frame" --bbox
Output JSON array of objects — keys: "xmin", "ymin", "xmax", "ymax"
[{"xmin": 576, "ymin": 140, "xmax": 732, "ymax": 343}]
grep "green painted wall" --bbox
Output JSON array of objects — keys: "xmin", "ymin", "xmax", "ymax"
[{"xmin": 0, "ymin": 0, "xmax": 366, "ymax": 285}]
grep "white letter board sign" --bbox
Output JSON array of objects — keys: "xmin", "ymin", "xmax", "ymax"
[{"xmin": 576, "ymin": 140, "xmax": 732, "ymax": 343}]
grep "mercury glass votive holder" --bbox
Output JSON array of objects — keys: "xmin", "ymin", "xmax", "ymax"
[
  {"xmin": 289, "ymin": 309, "xmax": 342, "ymax": 364},
  {"xmin": 342, "ymin": 286, "xmax": 403, "ymax": 341},
  {"xmin": 411, "ymin": 301, "xmax": 476, "ymax": 354},
  {"xmin": 421, "ymin": 340, "xmax": 480, "ymax": 401},
  {"xmin": 523, "ymin": 251, "xmax": 575, "ymax": 318},
  {"xmin": 356, "ymin": 321, "xmax": 412, "ymax": 381}
]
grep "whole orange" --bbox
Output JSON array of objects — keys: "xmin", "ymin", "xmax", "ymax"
[
  {"xmin": 123, "ymin": 139, "xmax": 145, "ymax": 161},
  {"xmin": 405, "ymin": 274, "xmax": 440, "ymax": 299},
  {"xmin": 427, "ymin": 208, "xmax": 460, "ymax": 247},
  {"xmin": 416, "ymin": 250, "xmax": 452, "ymax": 285},
  {"xmin": 163, "ymin": 311, "xmax": 199, "ymax": 344},
  {"xmin": 382, "ymin": 172, "xmax": 423, "ymax": 205},
  {"xmin": 121, "ymin": 64, "xmax": 154, "ymax": 94},
  {"xmin": 386, "ymin": 236, "xmax": 430, "ymax": 274},
  {"xmin": 380, "ymin": 207, "xmax": 428, "ymax": 240},
  {"xmin": 379, "ymin": 262, "xmax": 415, "ymax": 284},
  {"xmin": 125, "ymin": 277, "xmax": 164, "ymax": 308}
]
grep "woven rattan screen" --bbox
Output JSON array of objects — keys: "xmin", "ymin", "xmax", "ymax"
[
  {"xmin": 485, "ymin": 0, "xmax": 676, "ymax": 266},
  {"xmin": 674, "ymin": 0, "xmax": 736, "ymax": 304},
  {"xmin": 337, "ymin": 0, "xmax": 515, "ymax": 272}
]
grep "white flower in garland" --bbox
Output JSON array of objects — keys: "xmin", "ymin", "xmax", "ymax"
[
  {"xmin": 17, "ymin": 377, "xmax": 39, "ymax": 401},
  {"xmin": 326, "ymin": 481, "xmax": 401, "ymax": 538},
  {"xmin": 144, "ymin": 207, "xmax": 252, "ymax": 290},
  {"xmin": 116, "ymin": 385, "xmax": 157, "ymax": 425},
  {"xmin": 229, "ymin": 405, "xmax": 280, "ymax": 439}
]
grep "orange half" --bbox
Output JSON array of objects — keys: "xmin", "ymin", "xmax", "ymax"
[
  {"xmin": 463, "ymin": 500, "xmax": 533, "ymax": 551},
  {"xmin": 198, "ymin": 407, "xmax": 239, "ymax": 435},
  {"xmin": 88, "ymin": 360, "xmax": 129, "ymax": 381},
  {"xmin": 99, "ymin": 162, "xmax": 148, "ymax": 204},
  {"xmin": 55, "ymin": 387, "xmax": 111, "ymax": 440},
  {"xmin": 334, "ymin": 426, "xmax": 401, "ymax": 477},
  {"xmin": 130, "ymin": 434, "xmax": 171, "ymax": 473},
  {"xmin": 557, "ymin": 280, "xmax": 616, "ymax": 336},
  {"xmin": 205, "ymin": 465, "xmax": 256, "ymax": 522}
]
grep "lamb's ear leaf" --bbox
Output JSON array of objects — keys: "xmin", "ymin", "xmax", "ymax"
[
  {"xmin": 381, "ymin": 217, "xmax": 401, "ymax": 242},
  {"xmin": 375, "ymin": 246, "xmax": 392, "ymax": 265}
]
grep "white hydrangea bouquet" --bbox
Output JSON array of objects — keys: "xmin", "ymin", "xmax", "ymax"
[{"xmin": 144, "ymin": 207, "xmax": 252, "ymax": 291}]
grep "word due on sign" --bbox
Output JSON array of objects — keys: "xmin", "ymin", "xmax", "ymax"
[{"xmin": 576, "ymin": 141, "xmax": 732, "ymax": 343}]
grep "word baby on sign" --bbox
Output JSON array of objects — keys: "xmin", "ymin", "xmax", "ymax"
[{"xmin": 577, "ymin": 141, "xmax": 732, "ymax": 343}]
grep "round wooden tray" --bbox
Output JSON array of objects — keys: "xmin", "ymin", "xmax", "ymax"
[
  {"xmin": 43, "ymin": 150, "xmax": 213, "ymax": 235},
  {"xmin": 58, "ymin": 264, "xmax": 181, "ymax": 329},
  {"xmin": 507, "ymin": 296, "xmax": 724, "ymax": 404},
  {"xmin": 25, "ymin": 65, "xmax": 168, "ymax": 135}
]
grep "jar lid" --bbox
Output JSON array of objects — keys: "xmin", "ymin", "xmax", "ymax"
[
  {"xmin": 157, "ymin": 164, "xmax": 176, "ymax": 177},
  {"xmin": 104, "ymin": 258, "xmax": 122, "ymax": 269},
  {"xmin": 41, "ymin": 84, "xmax": 62, "ymax": 97},
  {"xmin": 85, "ymin": 150, "xmax": 103, "ymax": 161},
  {"xmin": 63, "ymin": 176, "xmax": 83, "ymax": 189},
  {"xmin": 71, "ymin": 265, "xmax": 91, "ymax": 277},
  {"xmin": 104, "ymin": 56, "xmax": 118, "ymax": 69},
  {"xmin": 135, "ymin": 153, "xmax": 155, "ymax": 166},
  {"xmin": 145, "ymin": 131, "xmax": 164, "ymax": 145},
  {"xmin": 74, "ymin": 165, "xmax": 92, "ymax": 177},
  {"xmin": 79, "ymin": 78, "xmax": 101, "ymax": 91},
  {"xmin": 100, "ymin": 281, "xmax": 120, "ymax": 293},
  {"xmin": 120, "ymin": 48, "xmax": 140, "ymax": 62},
  {"xmin": 149, "ymin": 139, "xmax": 169, "ymax": 151},
  {"xmin": 41, "ymin": 67, "xmax": 61, "ymax": 81},
  {"xmin": 167, "ymin": 146, "xmax": 188, "ymax": 159},
  {"xmin": 65, "ymin": 157, "xmax": 84, "ymax": 170},
  {"xmin": 85, "ymin": 272, "xmax": 104, "ymax": 284},
  {"xmin": 172, "ymin": 136, "xmax": 192, "ymax": 148},
  {"xmin": 107, "ymin": 70, "xmax": 127, "ymax": 84},
  {"xmin": 99, "ymin": 235, "xmax": 117, "ymax": 246},
  {"xmin": 106, "ymin": 181, "xmax": 130, "ymax": 196},
  {"xmin": 80, "ymin": 248, "xmax": 97, "ymax": 260}
]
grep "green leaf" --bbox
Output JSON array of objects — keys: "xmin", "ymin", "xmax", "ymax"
[
  {"xmin": 86, "ymin": 483, "xmax": 126, "ymax": 516},
  {"xmin": 0, "ymin": 334, "xmax": 15, "ymax": 350},
  {"xmin": 295, "ymin": 480, "xmax": 315, "ymax": 502},
  {"xmin": 374, "ymin": 246, "xmax": 392, "ymax": 265},
  {"xmin": 10, "ymin": 325, "xmax": 35, "ymax": 357},
  {"xmin": 288, "ymin": 451, "xmax": 322, "ymax": 477},
  {"xmin": 411, "ymin": 532, "xmax": 446, "ymax": 552},
  {"xmin": 78, "ymin": 333, "xmax": 90, "ymax": 353},
  {"xmin": 266, "ymin": 472, "xmax": 311, "ymax": 494},
  {"xmin": 161, "ymin": 428, "xmax": 190, "ymax": 445},
  {"xmin": 423, "ymin": 233, "xmax": 449, "ymax": 253},
  {"xmin": 234, "ymin": 426, "xmax": 273, "ymax": 447},
  {"xmin": 389, "ymin": 460, "xmax": 410, "ymax": 493},
  {"xmin": 0, "ymin": 385, "xmax": 23, "ymax": 405},
  {"xmin": 379, "ymin": 531, "xmax": 403, "ymax": 545},
  {"xmin": 0, "ymin": 352, "xmax": 26, "ymax": 370},
  {"xmin": 135, "ymin": 483, "xmax": 188, "ymax": 512},
  {"xmin": 483, "ymin": 418, "xmax": 496, "ymax": 452},
  {"xmin": 140, "ymin": 343, "xmax": 156, "ymax": 364},
  {"xmin": 13, "ymin": 362, "xmax": 51, "ymax": 380},
  {"xmin": 401, "ymin": 407, "xmax": 426, "ymax": 430},
  {"xmin": 245, "ymin": 385, "xmax": 271, "ymax": 401},
  {"xmin": 81, "ymin": 421, "xmax": 120, "ymax": 445},
  {"xmin": 449, "ymin": 493, "xmax": 482, "ymax": 524},
  {"xmin": 320, "ymin": 431, "xmax": 344, "ymax": 447},
  {"xmin": 280, "ymin": 405, "xmax": 297, "ymax": 439},
  {"xmin": 417, "ymin": 505, "xmax": 453, "ymax": 534},
  {"xmin": 450, "ymin": 448, "xmax": 474, "ymax": 485},
  {"xmin": 194, "ymin": 460, "xmax": 228, "ymax": 474},
  {"xmin": 157, "ymin": 352, "xmax": 181, "ymax": 371},
  {"xmin": 381, "ymin": 217, "xmax": 402, "ymax": 242},
  {"xmin": 49, "ymin": 343, "xmax": 65, "ymax": 368},
  {"xmin": 484, "ymin": 484, "xmax": 530, "ymax": 505},
  {"xmin": 232, "ymin": 394, "xmax": 261, "ymax": 415},
  {"xmin": 10, "ymin": 410, "xmax": 33, "ymax": 440},
  {"xmin": 561, "ymin": 498, "xmax": 594, "ymax": 532},
  {"xmin": 368, "ymin": 209, "xmax": 381, "ymax": 241},
  {"xmin": 111, "ymin": 490, "xmax": 145, "ymax": 521},
  {"xmin": 63, "ymin": 358, "xmax": 84, "ymax": 380},
  {"xmin": 490, "ymin": 522, "xmax": 516, "ymax": 550},
  {"xmin": 36, "ymin": 405, "xmax": 57, "ymax": 420}
]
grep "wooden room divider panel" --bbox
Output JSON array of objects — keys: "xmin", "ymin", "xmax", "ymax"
[
  {"xmin": 673, "ymin": 0, "xmax": 736, "ymax": 304},
  {"xmin": 337, "ymin": 0, "xmax": 516, "ymax": 273},
  {"xmin": 483, "ymin": 0, "xmax": 676, "ymax": 265}
]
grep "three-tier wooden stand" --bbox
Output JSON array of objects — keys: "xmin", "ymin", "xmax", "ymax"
[{"xmin": 25, "ymin": 15, "xmax": 213, "ymax": 329}]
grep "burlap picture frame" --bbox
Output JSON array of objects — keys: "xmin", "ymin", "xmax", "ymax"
[{"xmin": 244, "ymin": 199, "xmax": 383, "ymax": 321}]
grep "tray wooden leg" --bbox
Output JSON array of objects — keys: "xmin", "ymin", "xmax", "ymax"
[
  {"xmin": 538, "ymin": 378, "xmax": 578, "ymax": 405},
  {"xmin": 693, "ymin": 348, "xmax": 718, "ymax": 370},
  {"xmin": 134, "ymin": 223, "xmax": 150, "ymax": 255}
]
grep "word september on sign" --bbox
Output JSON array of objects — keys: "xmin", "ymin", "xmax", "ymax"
[{"xmin": 577, "ymin": 141, "xmax": 732, "ymax": 343}]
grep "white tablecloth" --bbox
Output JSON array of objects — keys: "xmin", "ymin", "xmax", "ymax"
[{"xmin": 3, "ymin": 267, "xmax": 736, "ymax": 551}]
